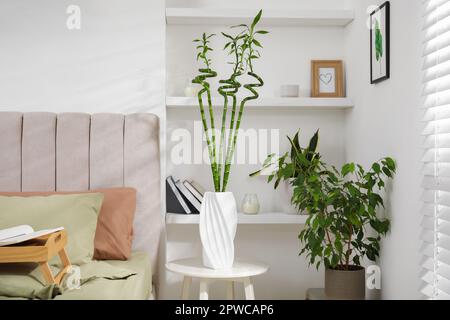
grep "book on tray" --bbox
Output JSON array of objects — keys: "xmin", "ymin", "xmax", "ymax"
[{"xmin": 0, "ymin": 225, "xmax": 64, "ymax": 247}]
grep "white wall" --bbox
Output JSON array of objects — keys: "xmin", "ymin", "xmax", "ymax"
[
  {"xmin": 0, "ymin": 0, "xmax": 165, "ymax": 116},
  {"xmin": 167, "ymin": 25, "xmax": 347, "ymax": 98},
  {"xmin": 344, "ymin": 0, "xmax": 422, "ymax": 299}
]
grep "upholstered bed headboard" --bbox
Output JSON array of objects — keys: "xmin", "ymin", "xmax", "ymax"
[{"xmin": 0, "ymin": 112, "xmax": 162, "ymax": 270}]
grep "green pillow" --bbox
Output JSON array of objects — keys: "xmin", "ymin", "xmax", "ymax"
[{"xmin": 0, "ymin": 193, "xmax": 104, "ymax": 265}]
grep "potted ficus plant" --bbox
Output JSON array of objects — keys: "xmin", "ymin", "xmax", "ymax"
[
  {"xmin": 193, "ymin": 10, "xmax": 268, "ymax": 269},
  {"xmin": 251, "ymin": 130, "xmax": 396, "ymax": 299}
]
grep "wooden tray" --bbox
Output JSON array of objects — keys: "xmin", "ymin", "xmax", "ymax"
[{"xmin": 0, "ymin": 230, "xmax": 71, "ymax": 285}]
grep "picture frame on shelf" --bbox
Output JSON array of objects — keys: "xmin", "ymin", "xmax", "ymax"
[
  {"xmin": 311, "ymin": 60, "xmax": 344, "ymax": 97},
  {"xmin": 370, "ymin": 1, "xmax": 390, "ymax": 84}
]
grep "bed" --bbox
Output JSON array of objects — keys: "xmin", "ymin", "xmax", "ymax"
[
  {"xmin": 0, "ymin": 112, "xmax": 162, "ymax": 300},
  {"xmin": 54, "ymin": 252, "xmax": 152, "ymax": 300}
]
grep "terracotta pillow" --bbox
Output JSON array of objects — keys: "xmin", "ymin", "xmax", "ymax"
[{"xmin": 0, "ymin": 188, "xmax": 136, "ymax": 260}]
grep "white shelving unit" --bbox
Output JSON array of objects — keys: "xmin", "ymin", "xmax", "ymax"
[
  {"xmin": 166, "ymin": 96, "xmax": 354, "ymax": 110},
  {"xmin": 166, "ymin": 8, "xmax": 354, "ymax": 27},
  {"xmin": 165, "ymin": 5, "xmax": 354, "ymax": 299},
  {"xmin": 166, "ymin": 212, "xmax": 308, "ymax": 225}
]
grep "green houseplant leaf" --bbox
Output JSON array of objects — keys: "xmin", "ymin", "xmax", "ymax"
[{"xmin": 251, "ymin": 130, "xmax": 396, "ymax": 270}]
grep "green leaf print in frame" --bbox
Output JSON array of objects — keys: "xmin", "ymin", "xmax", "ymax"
[
  {"xmin": 370, "ymin": 1, "xmax": 390, "ymax": 84},
  {"xmin": 375, "ymin": 19, "xmax": 383, "ymax": 73}
]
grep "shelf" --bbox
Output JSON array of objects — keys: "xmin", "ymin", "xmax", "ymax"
[
  {"xmin": 166, "ymin": 8, "xmax": 354, "ymax": 27},
  {"xmin": 166, "ymin": 96, "xmax": 353, "ymax": 110},
  {"xmin": 166, "ymin": 212, "xmax": 308, "ymax": 225}
]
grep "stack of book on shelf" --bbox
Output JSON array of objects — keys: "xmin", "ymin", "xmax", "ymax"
[{"xmin": 166, "ymin": 176, "xmax": 205, "ymax": 214}]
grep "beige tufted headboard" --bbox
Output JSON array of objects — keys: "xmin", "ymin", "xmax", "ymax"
[{"xmin": 0, "ymin": 112, "xmax": 162, "ymax": 271}]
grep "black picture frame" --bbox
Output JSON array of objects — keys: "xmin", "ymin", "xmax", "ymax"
[{"xmin": 370, "ymin": 1, "xmax": 390, "ymax": 84}]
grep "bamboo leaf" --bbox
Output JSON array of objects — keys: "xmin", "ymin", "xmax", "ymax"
[
  {"xmin": 253, "ymin": 39, "xmax": 263, "ymax": 48},
  {"xmin": 249, "ymin": 170, "xmax": 261, "ymax": 177},
  {"xmin": 251, "ymin": 10, "xmax": 263, "ymax": 29},
  {"xmin": 221, "ymin": 32, "xmax": 234, "ymax": 40},
  {"xmin": 231, "ymin": 23, "xmax": 248, "ymax": 29}
]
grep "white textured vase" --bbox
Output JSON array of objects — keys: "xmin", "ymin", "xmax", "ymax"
[{"xmin": 199, "ymin": 192, "xmax": 237, "ymax": 269}]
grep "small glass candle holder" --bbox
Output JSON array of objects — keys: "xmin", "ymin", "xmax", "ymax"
[{"xmin": 242, "ymin": 194, "xmax": 260, "ymax": 215}]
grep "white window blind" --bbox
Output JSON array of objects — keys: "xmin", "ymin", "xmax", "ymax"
[{"xmin": 422, "ymin": 0, "xmax": 450, "ymax": 299}]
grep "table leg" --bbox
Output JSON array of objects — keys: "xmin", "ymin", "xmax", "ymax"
[
  {"xmin": 199, "ymin": 279, "xmax": 209, "ymax": 300},
  {"xmin": 39, "ymin": 262, "xmax": 55, "ymax": 284},
  {"xmin": 226, "ymin": 281, "xmax": 235, "ymax": 300},
  {"xmin": 58, "ymin": 248, "xmax": 71, "ymax": 267},
  {"xmin": 243, "ymin": 277, "xmax": 255, "ymax": 300},
  {"xmin": 181, "ymin": 276, "xmax": 192, "ymax": 300}
]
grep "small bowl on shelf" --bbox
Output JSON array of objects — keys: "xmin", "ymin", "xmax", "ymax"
[{"xmin": 280, "ymin": 84, "xmax": 300, "ymax": 98}]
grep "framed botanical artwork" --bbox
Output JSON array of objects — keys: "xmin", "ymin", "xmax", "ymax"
[
  {"xmin": 370, "ymin": 1, "xmax": 390, "ymax": 84},
  {"xmin": 311, "ymin": 60, "xmax": 344, "ymax": 97}
]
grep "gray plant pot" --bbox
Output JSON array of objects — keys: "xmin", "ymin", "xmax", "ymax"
[{"xmin": 325, "ymin": 266, "xmax": 366, "ymax": 300}]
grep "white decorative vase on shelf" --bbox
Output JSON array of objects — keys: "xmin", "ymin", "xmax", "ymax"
[{"xmin": 199, "ymin": 192, "xmax": 238, "ymax": 270}]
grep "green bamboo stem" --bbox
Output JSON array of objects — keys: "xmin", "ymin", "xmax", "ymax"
[
  {"xmin": 196, "ymin": 91, "xmax": 217, "ymax": 187},
  {"xmin": 222, "ymin": 71, "xmax": 263, "ymax": 191},
  {"xmin": 193, "ymin": 67, "xmax": 220, "ymax": 191},
  {"xmin": 218, "ymin": 40, "xmax": 242, "ymax": 191},
  {"xmin": 218, "ymin": 78, "xmax": 240, "ymax": 188},
  {"xmin": 221, "ymin": 91, "xmax": 238, "ymax": 192},
  {"xmin": 192, "ymin": 12, "xmax": 266, "ymax": 192},
  {"xmin": 206, "ymin": 89, "xmax": 219, "ymax": 189},
  {"xmin": 219, "ymin": 35, "xmax": 244, "ymax": 192},
  {"xmin": 217, "ymin": 94, "xmax": 228, "ymax": 184}
]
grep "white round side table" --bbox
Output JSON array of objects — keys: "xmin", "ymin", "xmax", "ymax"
[{"xmin": 166, "ymin": 258, "xmax": 269, "ymax": 300}]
